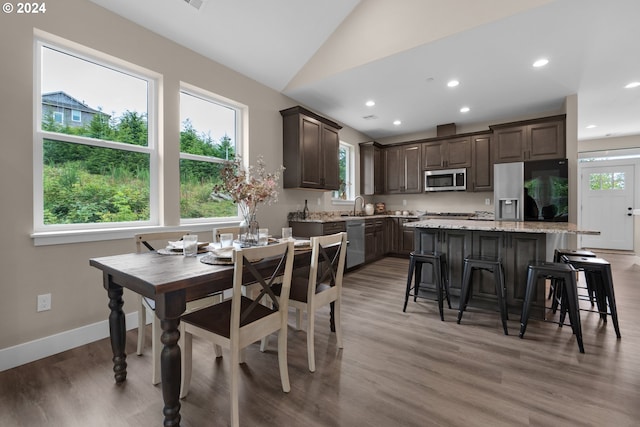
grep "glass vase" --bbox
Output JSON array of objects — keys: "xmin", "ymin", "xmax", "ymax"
[{"xmin": 242, "ymin": 213, "xmax": 259, "ymax": 246}]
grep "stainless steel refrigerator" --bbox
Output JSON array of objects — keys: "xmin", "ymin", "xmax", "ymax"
[{"xmin": 494, "ymin": 159, "xmax": 568, "ymax": 222}]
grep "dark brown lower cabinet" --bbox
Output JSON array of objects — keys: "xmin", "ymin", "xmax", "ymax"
[
  {"xmin": 414, "ymin": 227, "xmax": 546, "ymax": 314},
  {"xmin": 365, "ymin": 218, "xmax": 386, "ymax": 262},
  {"xmin": 388, "ymin": 217, "xmax": 418, "ymax": 256}
]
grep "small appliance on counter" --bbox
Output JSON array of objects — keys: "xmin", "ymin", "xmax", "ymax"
[
  {"xmin": 375, "ymin": 202, "xmax": 386, "ymax": 214},
  {"xmin": 365, "ymin": 203, "xmax": 375, "ymax": 215}
]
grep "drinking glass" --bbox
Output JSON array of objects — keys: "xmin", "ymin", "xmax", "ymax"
[
  {"xmin": 258, "ymin": 228, "xmax": 269, "ymax": 246},
  {"xmin": 183, "ymin": 234, "xmax": 198, "ymax": 257},
  {"xmin": 281, "ymin": 227, "xmax": 293, "ymax": 241},
  {"xmin": 220, "ymin": 233, "xmax": 234, "ymax": 248}
]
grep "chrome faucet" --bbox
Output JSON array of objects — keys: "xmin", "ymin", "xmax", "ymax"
[{"xmin": 353, "ymin": 195, "xmax": 365, "ymax": 216}]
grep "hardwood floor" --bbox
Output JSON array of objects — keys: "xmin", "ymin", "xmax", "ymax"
[{"xmin": 1, "ymin": 252, "xmax": 639, "ymax": 426}]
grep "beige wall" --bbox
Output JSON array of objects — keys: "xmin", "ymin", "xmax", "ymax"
[{"xmin": 0, "ymin": 0, "xmax": 370, "ymax": 352}]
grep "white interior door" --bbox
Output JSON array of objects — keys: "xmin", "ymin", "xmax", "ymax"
[{"xmin": 580, "ymin": 163, "xmax": 634, "ymax": 250}]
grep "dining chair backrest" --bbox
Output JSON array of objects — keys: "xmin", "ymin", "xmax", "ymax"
[
  {"xmin": 231, "ymin": 241, "xmax": 295, "ymax": 336},
  {"xmin": 213, "ymin": 226, "xmax": 241, "ymax": 243},
  {"xmin": 135, "ymin": 231, "xmax": 191, "ymax": 253},
  {"xmin": 308, "ymin": 232, "xmax": 348, "ymax": 303}
]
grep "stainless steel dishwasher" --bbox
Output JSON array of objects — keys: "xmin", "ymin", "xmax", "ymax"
[{"xmin": 346, "ymin": 219, "xmax": 365, "ymax": 269}]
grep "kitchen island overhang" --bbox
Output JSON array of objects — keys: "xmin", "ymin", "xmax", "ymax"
[{"xmin": 404, "ymin": 219, "xmax": 599, "ymax": 316}]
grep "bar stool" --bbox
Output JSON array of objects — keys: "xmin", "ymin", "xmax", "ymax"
[
  {"xmin": 560, "ymin": 255, "xmax": 621, "ymax": 339},
  {"xmin": 403, "ymin": 251, "xmax": 451, "ymax": 321},
  {"xmin": 457, "ymin": 256, "xmax": 508, "ymax": 335},
  {"xmin": 550, "ymin": 249, "xmax": 597, "ymax": 309},
  {"xmin": 520, "ymin": 261, "xmax": 584, "ymax": 353}
]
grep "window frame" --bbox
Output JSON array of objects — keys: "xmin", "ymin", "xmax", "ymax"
[
  {"xmin": 178, "ymin": 82, "xmax": 246, "ymax": 224},
  {"xmin": 53, "ymin": 111, "xmax": 63, "ymax": 124},
  {"xmin": 332, "ymin": 141, "xmax": 355, "ymax": 203},
  {"xmin": 33, "ymin": 34, "xmax": 160, "ymax": 236},
  {"xmin": 71, "ymin": 109, "xmax": 81, "ymax": 122}
]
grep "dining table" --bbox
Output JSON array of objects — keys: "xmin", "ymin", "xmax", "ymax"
[{"xmin": 90, "ymin": 241, "xmax": 318, "ymax": 427}]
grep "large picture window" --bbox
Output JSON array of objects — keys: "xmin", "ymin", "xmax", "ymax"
[
  {"xmin": 179, "ymin": 87, "xmax": 242, "ymax": 220},
  {"xmin": 35, "ymin": 40, "xmax": 156, "ymax": 231}
]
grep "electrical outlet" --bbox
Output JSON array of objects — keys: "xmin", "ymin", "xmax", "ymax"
[
  {"xmin": 402, "ymin": 199, "xmax": 407, "ymax": 206},
  {"xmin": 317, "ymin": 198, "xmax": 321, "ymax": 206},
  {"xmin": 485, "ymin": 198, "xmax": 491, "ymax": 206},
  {"xmin": 37, "ymin": 293, "xmax": 51, "ymax": 312}
]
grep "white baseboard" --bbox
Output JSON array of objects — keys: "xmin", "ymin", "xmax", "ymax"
[{"xmin": 0, "ymin": 310, "xmax": 150, "ymax": 372}]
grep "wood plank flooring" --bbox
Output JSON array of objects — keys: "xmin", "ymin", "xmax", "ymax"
[{"xmin": 1, "ymin": 252, "xmax": 639, "ymax": 426}]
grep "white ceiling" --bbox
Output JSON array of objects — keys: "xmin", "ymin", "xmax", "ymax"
[{"xmin": 90, "ymin": 0, "xmax": 640, "ymax": 142}]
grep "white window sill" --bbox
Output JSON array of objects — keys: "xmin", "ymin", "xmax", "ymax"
[{"xmin": 31, "ymin": 221, "xmax": 241, "ymax": 246}]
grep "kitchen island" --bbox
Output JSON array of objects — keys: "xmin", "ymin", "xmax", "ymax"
[{"xmin": 405, "ymin": 219, "xmax": 599, "ymax": 314}]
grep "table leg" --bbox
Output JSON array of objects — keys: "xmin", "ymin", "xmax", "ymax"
[
  {"xmin": 156, "ymin": 293, "xmax": 186, "ymax": 427},
  {"xmin": 105, "ymin": 277, "xmax": 127, "ymax": 383},
  {"xmin": 160, "ymin": 317, "xmax": 182, "ymax": 427}
]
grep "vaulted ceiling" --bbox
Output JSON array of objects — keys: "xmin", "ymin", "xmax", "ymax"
[{"xmin": 90, "ymin": 0, "xmax": 640, "ymax": 141}]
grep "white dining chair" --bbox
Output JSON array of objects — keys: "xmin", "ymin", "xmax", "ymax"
[
  {"xmin": 264, "ymin": 232, "xmax": 347, "ymax": 372},
  {"xmin": 179, "ymin": 240, "xmax": 295, "ymax": 427},
  {"xmin": 134, "ymin": 231, "xmax": 221, "ymax": 387}
]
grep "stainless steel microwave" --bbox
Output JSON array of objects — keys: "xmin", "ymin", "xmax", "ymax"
[{"xmin": 424, "ymin": 168, "xmax": 466, "ymax": 191}]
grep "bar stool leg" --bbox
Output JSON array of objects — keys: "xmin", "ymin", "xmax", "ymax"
[
  {"xmin": 562, "ymin": 273, "xmax": 585, "ymax": 353},
  {"xmin": 519, "ymin": 267, "xmax": 537, "ymax": 338},
  {"xmin": 602, "ymin": 265, "xmax": 622, "ymax": 338},
  {"xmin": 414, "ymin": 261, "xmax": 423, "ymax": 303},
  {"xmin": 441, "ymin": 256, "xmax": 452, "ymax": 310},
  {"xmin": 403, "ymin": 255, "xmax": 415, "ymax": 312},
  {"xmin": 434, "ymin": 259, "xmax": 444, "ymax": 321},
  {"xmin": 494, "ymin": 266, "xmax": 509, "ymax": 335},
  {"xmin": 457, "ymin": 260, "xmax": 472, "ymax": 324}
]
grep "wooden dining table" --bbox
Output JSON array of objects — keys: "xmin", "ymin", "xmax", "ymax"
[{"xmin": 90, "ymin": 244, "xmax": 317, "ymax": 427}]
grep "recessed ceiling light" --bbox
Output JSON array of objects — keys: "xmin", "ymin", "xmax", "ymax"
[
  {"xmin": 624, "ymin": 82, "xmax": 640, "ymax": 89},
  {"xmin": 447, "ymin": 80, "xmax": 459, "ymax": 87},
  {"xmin": 460, "ymin": 106, "xmax": 470, "ymax": 113},
  {"xmin": 365, "ymin": 100, "xmax": 376, "ymax": 107},
  {"xmin": 586, "ymin": 124, "xmax": 597, "ymax": 129},
  {"xmin": 393, "ymin": 120, "xmax": 402, "ymax": 126},
  {"xmin": 533, "ymin": 58, "xmax": 549, "ymax": 68}
]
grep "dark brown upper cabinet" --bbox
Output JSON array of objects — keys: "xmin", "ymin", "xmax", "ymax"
[
  {"xmin": 492, "ymin": 115, "xmax": 565, "ymax": 163},
  {"xmin": 469, "ymin": 133, "xmax": 493, "ymax": 192},
  {"xmin": 422, "ymin": 136, "xmax": 472, "ymax": 170},
  {"xmin": 385, "ymin": 143, "xmax": 422, "ymax": 194},
  {"xmin": 280, "ymin": 106, "xmax": 342, "ymax": 190},
  {"xmin": 360, "ymin": 141, "xmax": 385, "ymax": 195}
]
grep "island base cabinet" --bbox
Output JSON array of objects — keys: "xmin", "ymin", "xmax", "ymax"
[
  {"xmin": 414, "ymin": 228, "xmax": 546, "ymax": 315},
  {"xmin": 414, "ymin": 230, "xmax": 472, "ymax": 298},
  {"xmin": 504, "ymin": 233, "xmax": 546, "ymax": 309}
]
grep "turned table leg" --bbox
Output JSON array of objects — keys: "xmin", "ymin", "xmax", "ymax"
[
  {"xmin": 156, "ymin": 292, "xmax": 186, "ymax": 427},
  {"xmin": 105, "ymin": 275, "xmax": 127, "ymax": 383}
]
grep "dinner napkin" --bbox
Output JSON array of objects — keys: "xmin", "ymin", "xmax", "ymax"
[{"xmin": 210, "ymin": 247, "xmax": 233, "ymax": 259}]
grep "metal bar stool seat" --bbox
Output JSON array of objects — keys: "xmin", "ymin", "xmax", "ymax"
[
  {"xmin": 403, "ymin": 251, "xmax": 451, "ymax": 321},
  {"xmin": 457, "ymin": 256, "xmax": 509, "ymax": 335},
  {"xmin": 560, "ymin": 255, "xmax": 621, "ymax": 339},
  {"xmin": 520, "ymin": 261, "xmax": 584, "ymax": 353},
  {"xmin": 550, "ymin": 249, "xmax": 597, "ymax": 309}
]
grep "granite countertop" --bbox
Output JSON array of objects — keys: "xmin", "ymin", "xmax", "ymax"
[
  {"xmin": 290, "ymin": 213, "xmax": 420, "ymax": 223},
  {"xmin": 405, "ymin": 219, "xmax": 600, "ymax": 235}
]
